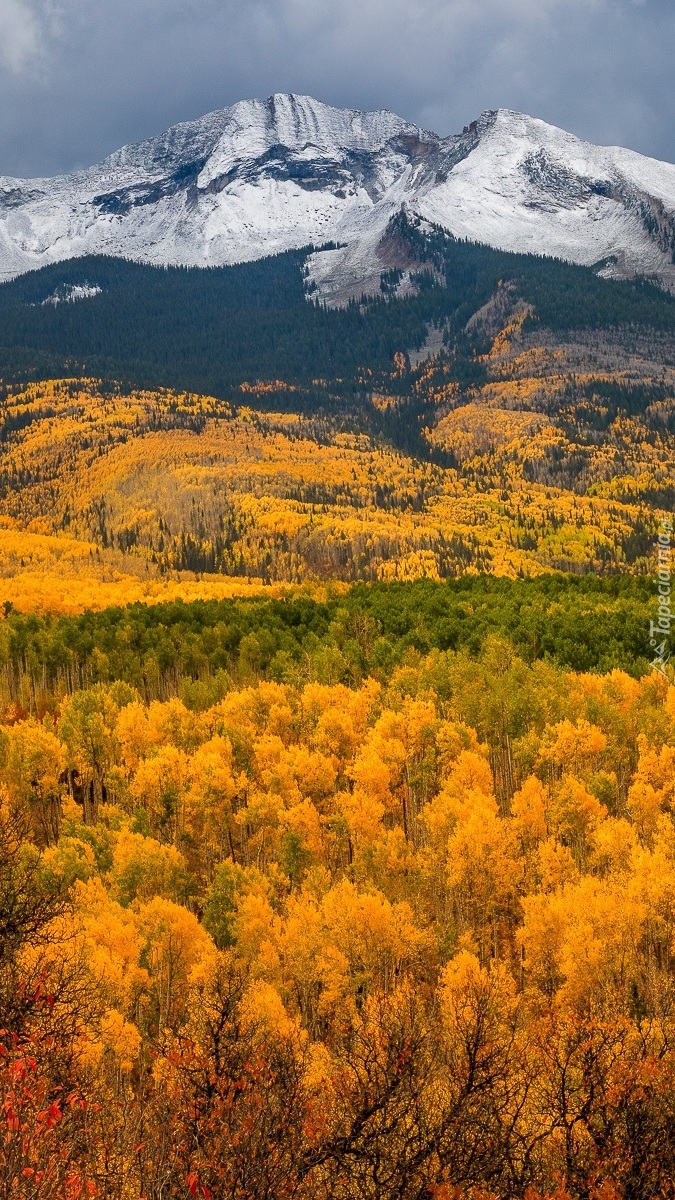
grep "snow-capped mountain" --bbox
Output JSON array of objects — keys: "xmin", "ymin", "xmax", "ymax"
[{"xmin": 2, "ymin": 93, "xmax": 675, "ymax": 303}]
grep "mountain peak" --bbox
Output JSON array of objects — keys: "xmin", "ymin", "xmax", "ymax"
[{"xmin": 1, "ymin": 95, "xmax": 675, "ymax": 298}]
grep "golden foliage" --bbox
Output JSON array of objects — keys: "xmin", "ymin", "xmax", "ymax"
[
  {"xmin": 3, "ymin": 645, "xmax": 675, "ymax": 1195},
  {"xmin": 0, "ymin": 365, "xmax": 670, "ymax": 612}
]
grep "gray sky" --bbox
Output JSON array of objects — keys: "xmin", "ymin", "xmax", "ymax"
[{"xmin": 1, "ymin": 0, "xmax": 674, "ymax": 178}]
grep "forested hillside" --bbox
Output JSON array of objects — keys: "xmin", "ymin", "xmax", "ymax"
[
  {"xmin": 1, "ymin": 216, "xmax": 675, "ymax": 395},
  {"xmin": 0, "ymin": 220, "xmax": 672, "ymax": 611},
  {"xmin": 0, "ymin": 310, "xmax": 672, "ymax": 609}
]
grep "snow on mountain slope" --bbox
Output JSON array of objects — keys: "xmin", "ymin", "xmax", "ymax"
[
  {"xmin": 416, "ymin": 110, "xmax": 675, "ymax": 282},
  {"xmin": 1, "ymin": 95, "xmax": 675, "ymax": 302}
]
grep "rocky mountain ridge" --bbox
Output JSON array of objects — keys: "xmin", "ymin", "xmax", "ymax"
[{"xmin": 2, "ymin": 94, "xmax": 675, "ymax": 302}]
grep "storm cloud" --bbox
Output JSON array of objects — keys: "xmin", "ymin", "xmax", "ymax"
[{"xmin": 1, "ymin": 0, "xmax": 674, "ymax": 177}]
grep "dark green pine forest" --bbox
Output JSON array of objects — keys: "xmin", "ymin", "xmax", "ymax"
[{"xmin": 1, "ymin": 215, "xmax": 675, "ymax": 399}]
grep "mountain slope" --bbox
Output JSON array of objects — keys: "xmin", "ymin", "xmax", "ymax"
[
  {"xmin": 0, "ymin": 238, "xmax": 673, "ymax": 604},
  {"xmin": 0, "ymin": 229, "xmax": 673, "ymax": 613},
  {"xmin": 2, "ymin": 230, "xmax": 675, "ymax": 397},
  {"xmin": 2, "ymin": 95, "xmax": 675, "ymax": 299}
]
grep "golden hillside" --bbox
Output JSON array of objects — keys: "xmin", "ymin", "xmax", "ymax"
[{"xmin": 0, "ymin": 305, "xmax": 672, "ymax": 612}]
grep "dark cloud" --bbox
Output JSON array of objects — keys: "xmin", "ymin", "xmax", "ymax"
[{"xmin": 1, "ymin": 0, "xmax": 674, "ymax": 177}]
